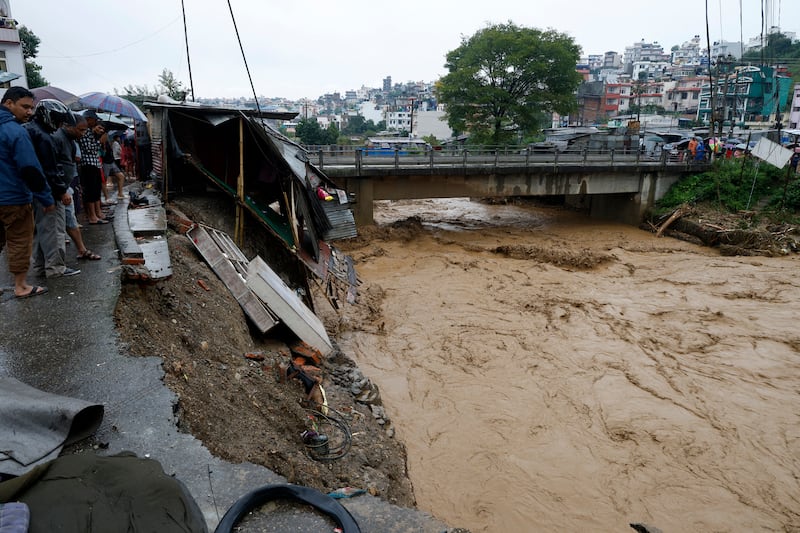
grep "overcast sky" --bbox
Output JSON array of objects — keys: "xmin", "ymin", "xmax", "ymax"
[{"xmin": 11, "ymin": 0, "xmax": 800, "ymax": 101}]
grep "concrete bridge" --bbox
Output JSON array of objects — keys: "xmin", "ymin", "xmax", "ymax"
[{"xmin": 312, "ymin": 146, "xmax": 709, "ymax": 226}]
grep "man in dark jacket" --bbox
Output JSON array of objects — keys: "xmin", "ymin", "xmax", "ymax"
[
  {"xmin": 0, "ymin": 87, "xmax": 55, "ymax": 298},
  {"xmin": 24, "ymin": 98, "xmax": 79, "ymax": 278}
]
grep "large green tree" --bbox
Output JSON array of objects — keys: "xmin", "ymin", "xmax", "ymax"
[
  {"xmin": 437, "ymin": 22, "xmax": 582, "ymax": 144},
  {"xmin": 18, "ymin": 26, "xmax": 47, "ymax": 88},
  {"xmin": 295, "ymin": 118, "xmax": 339, "ymax": 145},
  {"xmin": 741, "ymin": 32, "xmax": 800, "ymax": 86}
]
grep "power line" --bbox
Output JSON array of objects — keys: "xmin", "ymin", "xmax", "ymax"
[
  {"xmin": 181, "ymin": 0, "xmax": 195, "ymax": 101},
  {"xmin": 39, "ymin": 16, "xmax": 180, "ymax": 59},
  {"xmin": 226, "ymin": 0, "xmax": 261, "ymax": 115}
]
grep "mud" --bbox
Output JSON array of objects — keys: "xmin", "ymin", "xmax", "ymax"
[{"xmin": 333, "ymin": 198, "xmax": 800, "ymax": 532}]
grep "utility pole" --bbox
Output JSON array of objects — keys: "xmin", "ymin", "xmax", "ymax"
[
  {"xmin": 704, "ymin": 0, "xmax": 716, "ymax": 137},
  {"xmin": 409, "ymin": 97, "xmax": 415, "ymax": 137}
]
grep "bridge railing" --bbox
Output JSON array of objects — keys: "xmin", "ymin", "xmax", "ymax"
[{"xmin": 303, "ymin": 144, "xmax": 698, "ymax": 173}]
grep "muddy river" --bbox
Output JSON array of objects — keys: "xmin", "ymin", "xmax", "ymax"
[{"xmin": 336, "ymin": 198, "xmax": 800, "ymax": 532}]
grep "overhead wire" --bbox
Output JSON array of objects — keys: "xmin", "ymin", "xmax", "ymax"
[
  {"xmin": 180, "ymin": 0, "xmax": 195, "ymax": 101},
  {"xmin": 226, "ymin": 0, "xmax": 262, "ymax": 115},
  {"xmin": 38, "ymin": 16, "xmax": 180, "ymax": 59}
]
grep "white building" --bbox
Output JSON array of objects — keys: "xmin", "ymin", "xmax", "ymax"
[
  {"xmin": 413, "ymin": 110, "xmax": 453, "ymax": 141},
  {"xmin": 357, "ymin": 101, "xmax": 384, "ymax": 124},
  {"xmin": 711, "ymin": 40, "xmax": 744, "ymax": 59},
  {"xmin": 0, "ymin": 0, "xmax": 27, "ymax": 89},
  {"xmin": 788, "ymin": 83, "xmax": 800, "ymax": 129}
]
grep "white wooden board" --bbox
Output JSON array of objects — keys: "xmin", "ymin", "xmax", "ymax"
[{"xmin": 246, "ymin": 255, "xmax": 332, "ymax": 355}]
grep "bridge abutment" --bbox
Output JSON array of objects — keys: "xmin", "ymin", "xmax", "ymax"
[{"xmin": 585, "ymin": 172, "xmax": 681, "ymax": 225}]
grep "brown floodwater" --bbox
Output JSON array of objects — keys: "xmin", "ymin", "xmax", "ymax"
[{"xmin": 337, "ymin": 199, "xmax": 800, "ymax": 532}]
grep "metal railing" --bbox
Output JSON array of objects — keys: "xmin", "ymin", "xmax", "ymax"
[{"xmin": 303, "ymin": 144, "xmax": 705, "ymax": 174}]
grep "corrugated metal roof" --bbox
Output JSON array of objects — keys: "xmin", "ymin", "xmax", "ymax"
[
  {"xmin": 320, "ymin": 199, "xmax": 357, "ymax": 240},
  {"xmin": 142, "ymin": 101, "xmax": 297, "ymax": 121}
]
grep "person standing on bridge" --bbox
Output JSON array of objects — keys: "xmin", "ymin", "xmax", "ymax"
[
  {"xmin": 695, "ymin": 140, "xmax": 706, "ymax": 162},
  {"xmin": 687, "ymin": 138, "xmax": 698, "ymax": 161}
]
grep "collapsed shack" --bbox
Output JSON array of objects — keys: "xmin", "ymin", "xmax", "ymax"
[{"xmin": 143, "ymin": 101, "xmax": 358, "ymax": 314}]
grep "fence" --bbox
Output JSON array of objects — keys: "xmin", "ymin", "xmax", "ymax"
[{"xmin": 303, "ymin": 144, "xmax": 702, "ymax": 174}]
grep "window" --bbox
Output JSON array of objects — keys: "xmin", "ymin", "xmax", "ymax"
[{"xmin": 0, "ymin": 51, "xmax": 8, "ymax": 89}]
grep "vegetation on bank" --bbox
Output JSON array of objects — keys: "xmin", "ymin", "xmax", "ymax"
[{"xmin": 654, "ymin": 159, "xmax": 800, "ymax": 223}]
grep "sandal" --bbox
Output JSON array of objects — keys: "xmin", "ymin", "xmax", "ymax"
[{"xmin": 77, "ymin": 249, "xmax": 101, "ymax": 261}]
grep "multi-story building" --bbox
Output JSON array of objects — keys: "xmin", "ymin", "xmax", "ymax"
[
  {"xmin": 385, "ymin": 97, "xmax": 413, "ymax": 133},
  {"xmin": 711, "ymin": 40, "xmax": 744, "ymax": 60},
  {"xmin": 788, "ymin": 83, "xmax": 800, "ymax": 129},
  {"xmin": 602, "ymin": 82, "xmax": 632, "ymax": 115},
  {"xmin": 664, "ymin": 76, "xmax": 704, "ymax": 114},
  {"xmin": 623, "ymin": 40, "xmax": 670, "ymax": 75},
  {"xmin": 671, "ymin": 35, "xmax": 704, "ymax": 65},
  {"xmin": 697, "ymin": 65, "xmax": 794, "ymax": 126},
  {"xmin": 0, "ymin": 0, "xmax": 27, "ymax": 89}
]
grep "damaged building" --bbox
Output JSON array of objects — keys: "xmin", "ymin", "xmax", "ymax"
[{"xmin": 141, "ymin": 101, "xmax": 358, "ymax": 350}]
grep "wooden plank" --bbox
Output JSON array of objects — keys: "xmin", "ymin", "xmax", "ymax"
[
  {"xmin": 246, "ymin": 255, "xmax": 332, "ymax": 355},
  {"xmin": 187, "ymin": 225, "xmax": 278, "ymax": 333}
]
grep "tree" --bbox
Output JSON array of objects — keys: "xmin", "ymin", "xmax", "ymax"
[
  {"xmin": 18, "ymin": 26, "xmax": 47, "ymax": 88},
  {"xmin": 437, "ymin": 22, "xmax": 582, "ymax": 145},
  {"xmin": 342, "ymin": 115, "xmax": 366, "ymax": 135},
  {"xmin": 158, "ymin": 69, "xmax": 187, "ymax": 101},
  {"xmin": 120, "ymin": 68, "xmax": 187, "ymax": 106},
  {"xmin": 295, "ymin": 118, "xmax": 339, "ymax": 145}
]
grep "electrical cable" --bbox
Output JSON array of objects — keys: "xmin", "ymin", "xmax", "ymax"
[
  {"xmin": 303, "ymin": 408, "xmax": 353, "ymax": 461},
  {"xmin": 180, "ymin": 0, "xmax": 195, "ymax": 101},
  {"xmin": 226, "ymin": 0, "xmax": 262, "ymax": 115}
]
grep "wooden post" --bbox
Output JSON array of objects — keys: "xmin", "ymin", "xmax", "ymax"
[
  {"xmin": 234, "ymin": 117, "xmax": 245, "ymax": 246},
  {"xmin": 160, "ymin": 117, "xmax": 169, "ymax": 203}
]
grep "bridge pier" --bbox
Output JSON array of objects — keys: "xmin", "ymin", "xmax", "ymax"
[{"xmin": 351, "ymin": 178, "xmax": 375, "ymax": 226}]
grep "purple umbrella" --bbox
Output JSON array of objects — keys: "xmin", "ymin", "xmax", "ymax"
[
  {"xmin": 78, "ymin": 91, "xmax": 147, "ymax": 122},
  {"xmin": 31, "ymin": 86, "xmax": 79, "ymax": 106}
]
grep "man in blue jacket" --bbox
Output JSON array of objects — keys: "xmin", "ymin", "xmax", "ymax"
[{"xmin": 0, "ymin": 87, "xmax": 55, "ymax": 298}]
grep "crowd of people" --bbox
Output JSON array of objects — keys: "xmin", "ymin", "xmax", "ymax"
[{"xmin": 0, "ymin": 87, "xmax": 135, "ymax": 298}]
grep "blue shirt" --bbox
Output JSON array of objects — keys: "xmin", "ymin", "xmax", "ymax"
[{"xmin": 0, "ymin": 106, "xmax": 53, "ymax": 207}]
